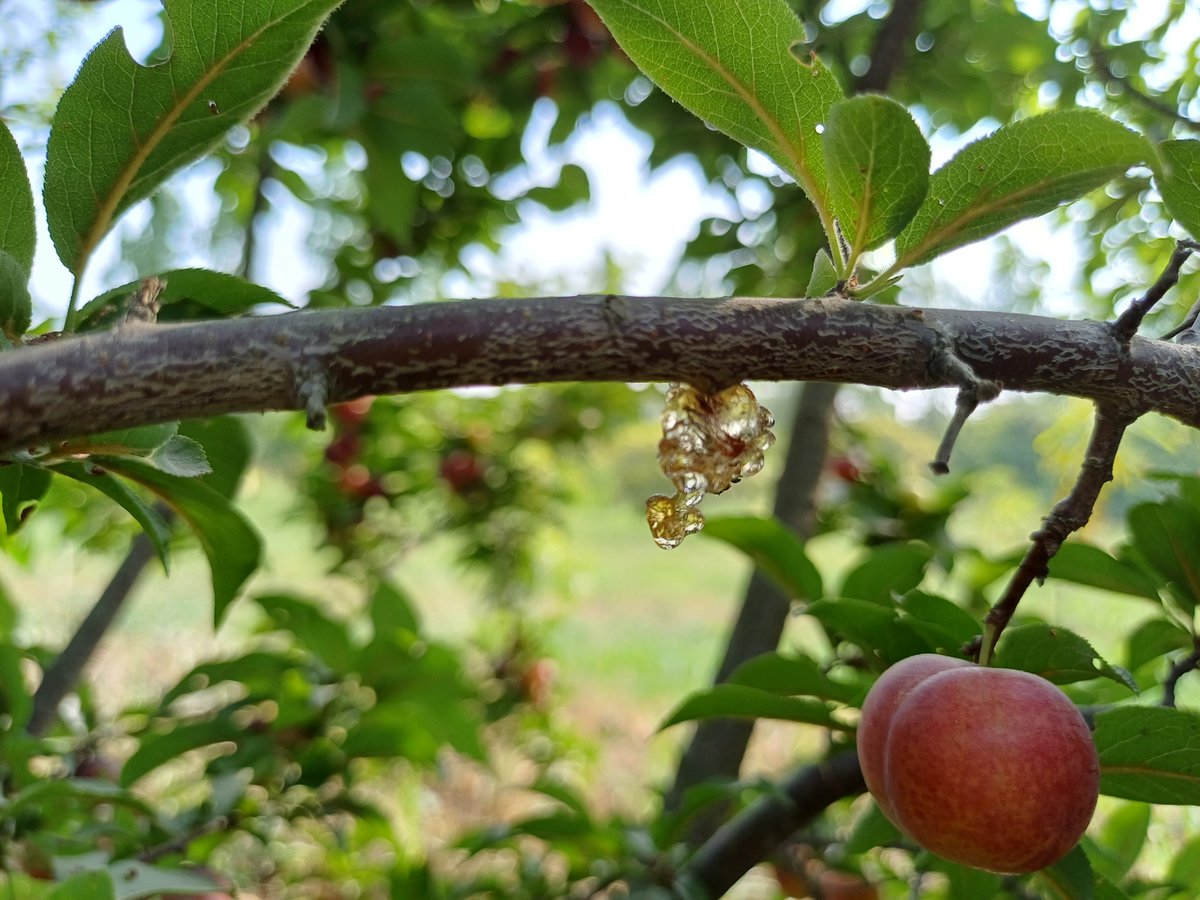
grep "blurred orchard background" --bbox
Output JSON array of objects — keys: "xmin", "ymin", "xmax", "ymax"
[{"xmin": 4, "ymin": 0, "xmax": 1200, "ymax": 897}]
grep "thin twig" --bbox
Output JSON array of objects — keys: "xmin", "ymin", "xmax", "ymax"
[
  {"xmin": 978, "ymin": 406, "xmax": 1135, "ymax": 665},
  {"xmin": 1091, "ymin": 48, "xmax": 1200, "ymax": 132},
  {"xmin": 1161, "ymin": 645, "xmax": 1200, "ymax": 708},
  {"xmin": 673, "ymin": 752, "xmax": 864, "ymax": 898},
  {"xmin": 28, "ymin": 508, "xmax": 172, "ymax": 737},
  {"xmin": 1113, "ymin": 239, "xmax": 1200, "ymax": 345},
  {"xmin": 136, "ymin": 813, "xmax": 239, "ymax": 863}
]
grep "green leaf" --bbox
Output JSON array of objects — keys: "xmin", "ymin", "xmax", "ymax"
[
  {"xmin": 993, "ymin": 623, "xmax": 1137, "ymax": 693},
  {"xmin": 1167, "ymin": 834, "xmax": 1200, "ymax": 891},
  {"xmin": 658, "ymin": 683, "xmax": 846, "ymax": 731},
  {"xmin": 50, "ymin": 461, "xmax": 172, "ymax": 567},
  {"xmin": 896, "ymin": 590, "xmax": 981, "ymax": 651},
  {"xmin": 1126, "ymin": 499, "xmax": 1200, "ymax": 612},
  {"xmin": 0, "ymin": 119, "xmax": 35, "ymax": 275},
  {"xmin": 0, "ymin": 463, "xmax": 52, "ymax": 534},
  {"xmin": 44, "ymin": 0, "xmax": 344, "ymax": 280},
  {"xmin": 700, "ymin": 515, "xmax": 822, "ymax": 600},
  {"xmin": 58, "ymin": 422, "xmax": 179, "ymax": 457},
  {"xmin": 727, "ymin": 652, "xmax": 862, "ymax": 705},
  {"xmin": 822, "ymin": 95, "xmax": 930, "ymax": 262},
  {"xmin": 1124, "ymin": 617, "xmax": 1191, "ymax": 673},
  {"xmin": 844, "ymin": 800, "xmax": 901, "ymax": 854},
  {"xmin": 96, "ymin": 456, "xmax": 261, "ymax": 625},
  {"xmin": 178, "ymin": 416, "xmax": 252, "ymax": 499},
  {"xmin": 526, "ymin": 163, "xmax": 591, "ymax": 211},
  {"xmin": 0, "ymin": 251, "xmax": 32, "ymax": 341},
  {"xmin": 48, "ymin": 870, "xmax": 116, "ymax": 900},
  {"xmin": 148, "ymin": 434, "xmax": 212, "ymax": 478},
  {"xmin": 838, "ymin": 542, "xmax": 932, "ymax": 605},
  {"xmin": 1047, "ymin": 542, "xmax": 1162, "ymax": 602},
  {"xmin": 121, "ymin": 714, "xmax": 245, "ymax": 786},
  {"xmin": 1095, "ymin": 706, "xmax": 1200, "ymax": 804},
  {"xmin": 893, "ymin": 110, "xmax": 1149, "ymax": 268},
  {"xmin": 804, "ymin": 598, "xmax": 930, "ymax": 666},
  {"xmin": 105, "ymin": 862, "xmax": 222, "ymax": 900},
  {"xmin": 1033, "ymin": 844, "xmax": 1094, "ymax": 899},
  {"xmin": 251, "ymin": 594, "xmax": 356, "ymax": 672},
  {"xmin": 1090, "ymin": 801, "xmax": 1150, "ymax": 886},
  {"xmin": 1159, "ymin": 140, "xmax": 1200, "ymax": 239},
  {"xmin": 586, "ymin": 0, "xmax": 843, "ymax": 227},
  {"xmin": 76, "ymin": 267, "xmax": 293, "ymax": 330},
  {"xmin": 806, "ymin": 247, "xmax": 838, "ymax": 296}
]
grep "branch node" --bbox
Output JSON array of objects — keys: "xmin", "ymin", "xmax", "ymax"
[
  {"xmin": 119, "ymin": 276, "xmax": 166, "ymax": 327},
  {"xmin": 296, "ymin": 363, "xmax": 329, "ymax": 431}
]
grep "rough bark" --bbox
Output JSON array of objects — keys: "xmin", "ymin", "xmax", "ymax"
[{"xmin": 1, "ymin": 296, "xmax": 1194, "ymax": 453}]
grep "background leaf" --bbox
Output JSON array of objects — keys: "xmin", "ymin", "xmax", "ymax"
[
  {"xmin": 0, "ymin": 119, "xmax": 35, "ymax": 274},
  {"xmin": 1159, "ymin": 140, "xmax": 1200, "ymax": 239},
  {"xmin": 1095, "ymin": 706, "xmax": 1200, "ymax": 804},
  {"xmin": 838, "ymin": 542, "xmax": 932, "ymax": 605},
  {"xmin": 77, "ymin": 267, "xmax": 293, "ymax": 330},
  {"xmin": 822, "ymin": 95, "xmax": 930, "ymax": 260},
  {"xmin": 726, "ymin": 652, "xmax": 862, "ymax": 705},
  {"xmin": 0, "ymin": 251, "xmax": 32, "ymax": 342},
  {"xmin": 0, "ymin": 463, "xmax": 52, "ymax": 535},
  {"xmin": 994, "ymin": 623, "xmax": 1137, "ymax": 692},
  {"xmin": 585, "ymin": 0, "xmax": 843, "ymax": 220},
  {"xmin": 893, "ymin": 109, "xmax": 1149, "ymax": 268},
  {"xmin": 44, "ymin": 0, "xmax": 344, "ymax": 279},
  {"xmin": 51, "ymin": 461, "xmax": 173, "ymax": 567},
  {"xmin": 1047, "ymin": 542, "xmax": 1162, "ymax": 602},
  {"xmin": 1126, "ymin": 498, "xmax": 1200, "ymax": 612},
  {"xmin": 700, "ymin": 515, "xmax": 822, "ymax": 600},
  {"xmin": 658, "ymin": 683, "xmax": 845, "ymax": 731},
  {"xmin": 804, "ymin": 598, "xmax": 930, "ymax": 665},
  {"xmin": 98, "ymin": 456, "xmax": 261, "ymax": 625}
]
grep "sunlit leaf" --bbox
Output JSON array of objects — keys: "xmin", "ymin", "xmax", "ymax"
[
  {"xmin": 1159, "ymin": 140, "xmax": 1200, "ymax": 239},
  {"xmin": 0, "ymin": 120, "xmax": 35, "ymax": 275},
  {"xmin": 822, "ymin": 95, "xmax": 930, "ymax": 260},
  {"xmin": 585, "ymin": 0, "xmax": 843, "ymax": 226},
  {"xmin": 894, "ymin": 110, "xmax": 1149, "ymax": 268},
  {"xmin": 44, "ymin": 0, "xmax": 344, "ymax": 284},
  {"xmin": 76, "ymin": 267, "xmax": 293, "ymax": 330},
  {"xmin": 0, "ymin": 251, "xmax": 32, "ymax": 342}
]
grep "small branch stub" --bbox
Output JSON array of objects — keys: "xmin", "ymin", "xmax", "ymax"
[
  {"xmin": 296, "ymin": 363, "xmax": 329, "ymax": 432},
  {"xmin": 927, "ymin": 337, "xmax": 1000, "ymax": 475},
  {"xmin": 646, "ymin": 383, "xmax": 775, "ymax": 548}
]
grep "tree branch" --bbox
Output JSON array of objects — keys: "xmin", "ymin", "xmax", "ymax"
[
  {"xmin": 2, "ymin": 296, "xmax": 1199, "ymax": 454},
  {"xmin": 28, "ymin": 516, "xmax": 168, "ymax": 737},
  {"xmin": 674, "ymin": 751, "xmax": 865, "ymax": 899},
  {"xmin": 978, "ymin": 405, "xmax": 1135, "ymax": 664}
]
